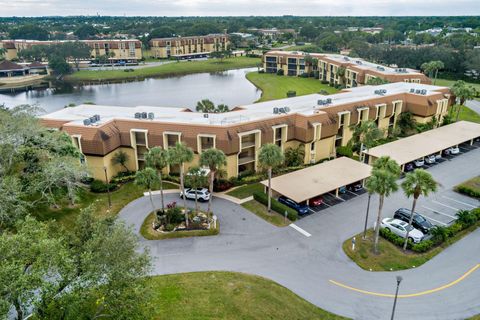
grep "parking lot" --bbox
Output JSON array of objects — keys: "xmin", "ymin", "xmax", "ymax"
[{"xmin": 305, "ymin": 140, "xmax": 479, "ymax": 219}]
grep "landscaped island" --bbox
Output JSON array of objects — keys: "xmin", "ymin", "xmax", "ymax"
[{"xmin": 64, "ymin": 56, "xmax": 261, "ymax": 82}]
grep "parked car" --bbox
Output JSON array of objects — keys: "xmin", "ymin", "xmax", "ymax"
[
  {"xmin": 414, "ymin": 158, "xmax": 425, "ymax": 167},
  {"xmin": 347, "ymin": 182, "xmax": 363, "ymax": 192},
  {"xmin": 424, "ymin": 154, "xmax": 436, "ymax": 164},
  {"xmin": 180, "ymin": 188, "xmax": 210, "ymax": 202},
  {"xmin": 380, "ymin": 218, "xmax": 424, "ymax": 243},
  {"xmin": 278, "ymin": 196, "xmax": 309, "ymax": 215},
  {"xmin": 309, "ymin": 195, "xmax": 324, "ymax": 206},
  {"xmin": 435, "ymin": 153, "xmax": 442, "ymax": 161},
  {"xmin": 404, "ymin": 163, "xmax": 414, "ymax": 172},
  {"xmin": 338, "ymin": 186, "xmax": 347, "ymax": 194},
  {"xmin": 393, "ymin": 208, "xmax": 433, "ymax": 234},
  {"xmin": 443, "ymin": 146, "xmax": 460, "ymax": 155}
]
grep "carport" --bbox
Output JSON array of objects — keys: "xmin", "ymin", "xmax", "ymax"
[
  {"xmin": 365, "ymin": 121, "xmax": 480, "ymax": 169},
  {"xmin": 260, "ymin": 157, "xmax": 372, "ymax": 206}
]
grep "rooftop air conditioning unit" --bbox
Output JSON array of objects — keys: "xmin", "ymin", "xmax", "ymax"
[
  {"xmin": 203, "ymin": 113, "xmax": 209, "ymax": 118},
  {"xmin": 356, "ymin": 60, "xmax": 362, "ymax": 64},
  {"xmin": 148, "ymin": 112, "xmax": 154, "ymax": 120},
  {"xmin": 415, "ymin": 89, "xmax": 421, "ymax": 94},
  {"xmin": 421, "ymin": 89, "xmax": 427, "ymax": 95},
  {"xmin": 89, "ymin": 116, "xmax": 96, "ymax": 123},
  {"xmin": 317, "ymin": 100, "xmax": 324, "ymax": 105},
  {"xmin": 410, "ymin": 88, "xmax": 415, "ymax": 93},
  {"xmin": 326, "ymin": 98, "xmax": 332, "ymax": 104},
  {"xmin": 273, "ymin": 107, "xmax": 279, "ymax": 114},
  {"xmin": 284, "ymin": 106, "xmax": 291, "ymax": 113},
  {"xmin": 134, "ymin": 112, "xmax": 141, "ymax": 119},
  {"xmin": 83, "ymin": 118, "xmax": 91, "ymax": 126},
  {"xmin": 141, "ymin": 112, "xmax": 147, "ymax": 119},
  {"xmin": 278, "ymin": 107, "xmax": 285, "ymax": 114},
  {"xmin": 94, "ymin": 114, "xmax": 100, "ymax": 122}
]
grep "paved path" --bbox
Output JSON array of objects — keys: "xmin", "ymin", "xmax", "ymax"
[
  {"xmin": 466, "ymin": 99, "xmax": 480, "ymax": 115},
  {"xmin": 118, "ymin": 148, "xmax": 480, "ymax": 320}
]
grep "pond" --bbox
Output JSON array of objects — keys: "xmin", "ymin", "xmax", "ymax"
[{"xmin": 0, "ymin": 68, "xmax": 261, "ymax": 114}]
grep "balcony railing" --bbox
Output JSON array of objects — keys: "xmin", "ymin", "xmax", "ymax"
[{"xmin": 238, "ymin": 155, "xmax": 255, "ymax": 165}]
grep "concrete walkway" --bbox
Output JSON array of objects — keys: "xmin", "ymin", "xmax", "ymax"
[
  {"xmin": 119, "ymin": 148, "xmax": 480, "ymax": 320},
  {"xmin": 466, "ymin": 99, "xmax": 480, "ymax": 115}
]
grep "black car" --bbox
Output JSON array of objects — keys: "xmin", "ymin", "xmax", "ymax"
[
  {"xmin": 404, "ymin": 163, "xmax": 414, "ymax": 172},
  {"xmin": 393, "ymin": 208, "xmax": 433, "ymax": 234},
  {"xmin": 347, "ymin": 182, "xmax": 363, "ymax": 192}
]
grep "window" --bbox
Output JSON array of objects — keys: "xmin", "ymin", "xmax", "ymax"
[
  {"xmin": 272, "ymin": 125, "xmax": 287, "ymax": 149},
  {"xmin": 164, "ymin": 132, "xmax": 181, "ymax": 148},
  {"xmin": 128, "ymin": 42, "xmax": 135, "ymax": 57},
  {"xmin": 198, "ymin": 134, "xmax": 216, "ymax": 152}
]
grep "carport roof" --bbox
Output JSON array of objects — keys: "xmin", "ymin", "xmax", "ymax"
[
  {"xmin": 261, "ymin": 157, "xmax": 372, "ymax": 203},
  {"xmin": 365, "ymin": 121, "xmax": 480, "ymax": 166}
]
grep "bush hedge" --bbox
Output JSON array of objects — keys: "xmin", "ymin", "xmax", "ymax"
[
  {"xmin": 253, "ymin": 191, "xmax": 298, "ymax": 221},
  {"xmin": 455, "ymin": 185, "xmax": 480, "ymax": 199},
  {"xmin": 90, "ymin": 179, "xmax": 118, "ymax": 193},
  {"xmin": 380, "ymin": 208, "xmax": 480, "ymax": 253}
]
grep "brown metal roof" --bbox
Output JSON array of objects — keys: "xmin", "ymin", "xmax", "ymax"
[{"xmin": 0, "ymin": 60, "xmax": 25, "ymax": 71}]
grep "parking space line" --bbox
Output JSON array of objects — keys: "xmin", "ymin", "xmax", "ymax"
[
  {"xmin": 308, "ymin": 209, "xmax": 316, "ymax": 214},
  {"xmin": 323, "ymin": 202, "xmax": 331, "ymax": 207},
  {"xmin": 347, "ymin": 190, "xmax": 358, "ymax": 196},
  {"xmin": 422, "ymin": 206, "xmax": 457, "ymax": 219},
  {"xmin": 329, "ymin": 193, "xmax": 346, "ymax": 202},
  {"xmin": 423, "ymin": 216, "xmax": 448, "ymax": 226},
  {"xmin": 441, "ymin": 196, "xmax": 477, "ymax": 209},
  {"xmin": 432, "ymin": 200, "xmax": 460, "ymax": 211},
  {"xmin": 289, "ymin": 223, "xmax": 312, "ymax": 237}
]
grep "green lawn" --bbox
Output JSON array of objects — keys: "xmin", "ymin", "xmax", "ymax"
[
  {"xmin": 343, "ymin": 228, "xmax": 478, "ymax": 271},
  {"xmin": 436, "ymin": 78, "xmax": 480, "ymax": 92},
  {"xmin": 455, "ymin": 176, "xmax": 480, "ymax": 198},
  {"xmin": 450, "ymin": 105, "xmax": 480, "ymax": 123},
  {"xmin": 226, "ymin": 182, "xmax": 264, "ymax": 199},
  {"xmin": 140, "ymin": 212, "xmax": 220, "ymax": 240},
  {"xmin": 65, "ymin": 57, "xmax": 261, "ymax": 82},
  {"xmin": 34, "ymin": 181, "xmax": 178, "ymax": 229},
  {"xmin": 149, "ymin": 271, "xmax": 347, "ymax": 320},
  {"xmin": 242, "ymin": 199, "xmax": 290, "ymax": 227},
  {"xmin": 246, "ymin": 71, "xmax": 339, "ymax": 102}
]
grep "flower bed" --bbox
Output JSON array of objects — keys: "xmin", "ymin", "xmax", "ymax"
[{"xmin": 140, "ymin": 202, "xmax": 220, "ymax": 240}]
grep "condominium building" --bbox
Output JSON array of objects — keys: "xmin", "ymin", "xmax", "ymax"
[
  {"xmin": 149, "ymin": 34, "xmax": 230, "ymax": 59},
  {"xmin": 263, "ymin": 51, "xmax": 431, "ymax": 86},
  {"xmin": 0, "ymin": 39, "xmax": 143, "ymax": 62},
  {"xmin": 40, "ymin": 82, "xmax": 451, "ymax": 181}
]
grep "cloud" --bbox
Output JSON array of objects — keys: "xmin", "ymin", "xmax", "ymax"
[{"xmin": 0, "ymin": 0, "xmax": 479, "ymax": 16}]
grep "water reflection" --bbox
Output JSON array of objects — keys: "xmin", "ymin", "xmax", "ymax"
[{"xmin": 0, "ymin": 68, "xmax": 261, "ymax": 114}]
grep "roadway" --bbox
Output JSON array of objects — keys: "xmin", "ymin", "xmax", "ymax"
[{"xmin": 118, "ymin": 147, "xmax": 480, "ymax": 320}]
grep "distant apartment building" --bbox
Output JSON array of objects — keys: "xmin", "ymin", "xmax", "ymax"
[
  {"xmin": 149, "ymin": 34, "xmax": 230, "ymax": 59},
  {"xmin": 40, "ymin": 82, "xmax": 451, "ymax": 181},
  {"xmin": 263, "ymin": 51, "xmax": 431, "ymax": 87},
  {"xmin": 0, "ymin": 39, "xmax": 143, "ymax": 62}
]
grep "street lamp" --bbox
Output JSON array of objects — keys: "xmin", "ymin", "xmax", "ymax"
[
  {"xmin": 103, "ymin": 166, "xmax": 112, "ymax": 209},
  {"xmin": 391, "ymin": 275, "xmax": 403, "ymax": 320}
]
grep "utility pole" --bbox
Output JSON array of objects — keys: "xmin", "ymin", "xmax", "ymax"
[
  {"xmin": 391, "ymin": 276, "xmax": 403, "ymax": 320},
  {"xmin": 104, "ymin": 166, "xmax": 112, "ymax": 209}
]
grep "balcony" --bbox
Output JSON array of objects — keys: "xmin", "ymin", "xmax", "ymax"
[
  {"xmin": 241, "ymin": 141, "xmax": 255, "ymax": 149},
  {"xmin": 238, "ymin": 155, "xmax": 255, "ymax": 166}
]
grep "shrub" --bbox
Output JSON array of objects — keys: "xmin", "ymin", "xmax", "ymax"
[
  {"xmin": 411, "ymin": 240, "xmax": 434, "ymax": 253},
  {"xmin": 472, "ymin": 208, "xmax": 480, "ymax": 220},
  {"xmin": 446, "ymin": 222, "xmax": 463, "ymax": 236},
  {"xmin": 90, "ymin": 179, "xmax": 118, "ymax": 193},
  {"xmin": 286, "ymin": 90, "xmax": 297, "ymax": 97},
  {"xmin": 336, "ymin": 145, "xmax": 353, "ymax": 158},
  {"xmin": 111, "ymin": 171, "xmax": 136, "ymax": 184},
  {"xmin": 81, "ymin": 176, "xmax": 94, "ymax": 184},
  {"xmin": 379, "ymin": 228, "xmax": 410, "ymax": 248},
  {"xmin": 276, "ymin": 69, "xmax": 284, "ymax": 76},
  {"xmin": 456, "ymin": 210, "xmax": 478, "ymax": 228},
  {"xmin": 321, "ymin": 80, "xmax": 329, "ymax": 84},
  {"xmin": 299, "ymin": 73, "xmax": 309, "ymax": 78},
  {"xmin": 455, "ymin": 185, "xmax": 480, "ymax": 198},
  {"xmin": 213, "ymin": 179, "xmax": 234, "ymax": 192},
  {"xmin": 253, "ymin": 191, "xmax": 298, "ymax": 221},
  {"xmin": 164, "ymin": 224, "xmax": 175, "ymax": 231}
]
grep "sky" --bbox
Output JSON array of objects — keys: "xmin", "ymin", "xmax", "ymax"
[{"xmin": 0, "ymin": 0, "xmax": 479, "ymax": 17}]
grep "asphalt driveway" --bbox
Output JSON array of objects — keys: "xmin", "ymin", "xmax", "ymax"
[{"xmin": 118, "ymin": 147, "xmax": 480, "ymax": 320}]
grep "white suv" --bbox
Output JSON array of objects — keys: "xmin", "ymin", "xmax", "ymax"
[
  {"xmin": 424, "ymin": 154, "xmax": 436, "ymax": 164},
  {"xmin": 180, "ymin": 188, "xmax": 211, "ymax": 202},
  {"xmin": 381, "ymin": 218, "xmax": 424, "ymax": 243},
  {"xmin": 414, "ymin": 158, "xmax": 425, "ymax": 167}
]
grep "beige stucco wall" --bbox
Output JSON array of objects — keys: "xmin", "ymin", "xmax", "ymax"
[
  {"xmin": 85, "ymin": 147, "xmax": 136, "ymax": 181},
  {"xmin": 225, "ymin": 154, "xmax": 238, "ymax": 178}
]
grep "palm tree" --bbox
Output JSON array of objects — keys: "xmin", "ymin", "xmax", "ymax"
[
  {"xmin": 135, "ymin": 167, "xmax": 160, "ymax": 215},
  {"xmin": 216, "ymin": 104, "xmax": 230, "ymax": 113},
  {"xmin": 365, "ymin": 156, "xmax": 400, "ymax": 254},
  {"xmin": 451, "ymin": 81, "xmax": 477, "ymax": 122},
  {"xmin": 362, "ymin": 183, "xmax": 374, "ymax": 240},
  {"xmin": 196, "ymin": 99, "xmax": 215, "ymax": 113},
  {"xmin": 111, "ymin": 150, "xmax": 130, "ymax": 172},
  {"xmin": 199, "ymin": 148, "xmax": 226, "ymax": 215},
  {"xmin": 421, "ymin": 60, "xmax": 444, "ymax": 85},
  {"xmin": 168, "ymin": 142, "xmax": 194, "ymax": 227},
  {"xmin": 401, "ymin": 169, "xmax": 438, "ymax": 250},
  {"xmin": 353, "ymin": 120, "xmax": 383, "ymax": 162},
  {"xmin": 258, "ymin": 143, "xmax": 285, "ymax": 212},
  {"xmin": 145, "ymin": 147, "xmax": 169, "ymax": 214},
  {"xmin": 185, "ymin": 166, "xmax": 208, "ymax": 216}
]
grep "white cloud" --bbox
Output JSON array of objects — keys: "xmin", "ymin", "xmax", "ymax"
[{"xmin": 0, "ymin": 0, "xmax": 478, "ymax": 16}]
